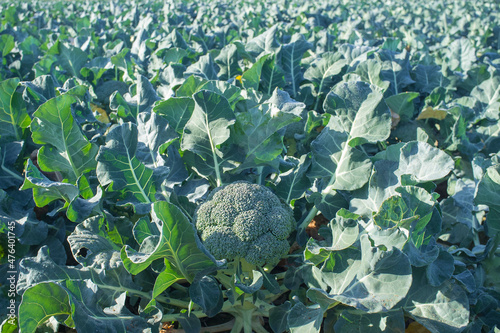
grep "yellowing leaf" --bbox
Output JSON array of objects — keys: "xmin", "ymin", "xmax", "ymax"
[
  {"xmin": 416, "ymin": 107, "xmax": 448, "ymax": 120},
  {"xmin": 406, "ymin": 321, "xmax": 432, "ymax": 333},
  {"xmin": 235, "ymin": 75, "xmax": 243, "ymax": 83},
  {"xmin": 90, "ymin": 103, "xmax": 110, "ymax": 123}
]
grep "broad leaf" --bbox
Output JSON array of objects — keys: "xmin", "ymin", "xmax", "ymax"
[
  {"xmin": 402, "ymin": 268, "xmax": 469, "ymax": 333},
  {"xmin": 334, "ymin": 309, "xmax": 405, "ymax": 333},
  {"xmin": 181, "ymin": 90, "xmax": 235, "ymax": 185},
  {"xmin": 288, "ymin": 303, "xmax": 323, "ymax": 333},
  {"xmin": 121, "ymin": 201, "xmax": 216, "ymax": 282},
  {"xmin": 0, "ymin": 141, "xmax": 23, "ymax": 188},
  {"xmin": 31, "ymin": 93, "xmax": 98, "ymax": 182},
  {"xmin": 304, "ymin": 52, "xmax": 347, "ymax": 111},
  {"xmin": 241, "ymin": 53, "xmax": 272, "ymax": 91},
  {"xmin": 309, "ymin": 117, "xmax": 373, "ymax": 191},
  {"xmin": 185, "ymin": 54, "xmax": 218, "ymax": 80},
  {"xmin": 323, "ymin": 80, "xmax": 391, "ymax": 147},
  {"xmin": 188, "ymin": 276, "xmax": 223, "ymax": 317},
  {"xmin": 475, "ymin": 165, "xmax": 500, "ymax": 236},
  {"xmin": 314, "ymin": 235, "xmax": 412, "ymax": 313},
  {"xmin": 306, "ymin": 209, "xmax": 360, "ymax": 255},
  {"xmin": 233, "ymin": 103, "xmax": 300, "ymax": 170},
  {"xmin": 0, "ymin": 78, "xmax": 30, "ymax": 143},
  {"xmin": 215, "ymin": 43, "xmax": 241, "ymax": 80},
  {"xmin": 21, "ymin": 159, "xmax": 79, "ymax": 207},
  {"xmin": 278, "ymin": 33, "xmax": 312, "ymax": 97},
  {"xmin": 18, "ymin": 282, "xmax": 72, "ymax": 333},
  {"xmin": 275, "ymin": 155, "xmax": 311, "ymax": 204},
  {"xmin": 245, "ymin": 25, "xmax": 280, "ymax": 57},
  {"xmin": 153, "ymin": 97, "xmax": 195, "ymax": 134},
  {"xmin": 96, "ymin": 123, "xmax": 155, "ymax": 205}
]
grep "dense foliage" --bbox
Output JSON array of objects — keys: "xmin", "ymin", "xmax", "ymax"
[{"xmin": 0, "ymin": 0, "xmax": 499, "ymax": 332}]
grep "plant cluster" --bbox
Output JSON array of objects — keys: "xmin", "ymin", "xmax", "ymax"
[{"xmin": 0, "ymin": 0, "xmax": 499, "ymax": 332}]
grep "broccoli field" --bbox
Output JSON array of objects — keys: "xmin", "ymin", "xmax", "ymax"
[{"xmin": 1, "ymin": 0, "xmax": 500, "ymax": 332}]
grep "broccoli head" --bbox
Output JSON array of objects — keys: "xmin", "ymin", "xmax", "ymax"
[{"xmin": 194, "ymin": 181, "xmax": 295, "ymax": 267}]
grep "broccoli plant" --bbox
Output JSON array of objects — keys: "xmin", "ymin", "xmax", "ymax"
[
  {"xmin": 191, "ymin": 181, "xmax": 296, "ymax": 333},
  {"xmin": 195, "ymin": 181, "xmax": 295, "ymax": 267}
]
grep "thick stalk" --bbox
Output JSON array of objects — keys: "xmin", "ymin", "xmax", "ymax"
[{"xmin": 256, "ymin": 166, "xmax": 265, "ymax": 185}]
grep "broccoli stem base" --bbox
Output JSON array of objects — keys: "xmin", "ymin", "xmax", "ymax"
[{"xmin": 227, "ymin": 300, "xmax": 273, "ymax": 333}]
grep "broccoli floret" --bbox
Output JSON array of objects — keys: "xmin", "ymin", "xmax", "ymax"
[{"xmin": 194, "ymin": 181, "xmax": 295, "ymax": 267}]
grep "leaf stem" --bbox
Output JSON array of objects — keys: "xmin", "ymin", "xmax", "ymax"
[{"xmin": 298, "ymin": 206, "xmax": 319, "ymax": 232}]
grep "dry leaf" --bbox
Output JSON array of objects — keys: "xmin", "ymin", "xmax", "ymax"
[
  {"xmin": 405, "ymin": 321, "xmax": 432, "ymax": 333},
  {"xmin": 90, "ymin": 103, "xmax": 111, "ymax": 123},
  {"xmin": 416, "ymin": 107, "xmax": 448, "ymax": 120}
]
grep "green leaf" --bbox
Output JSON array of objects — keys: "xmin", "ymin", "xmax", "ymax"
[
  {"xmin": 80, "ymin": 57, "xmax": 112, "ymax": 84},
  {"xmin": 354, "ymin": 59, "xmax": 390, "ymax": 92},
  {"xmin": 0, "ymin": 34, "xmax": 15, "ymax": 56},
  {"xmin": 0, "ymin": 142, "xmax": 24, "ymax": 188},
  {"xmin": 378, "ymin": 51, "xmax": 415, "ymax": 95},
  {"xmin": 176, "ymin": 312, "xmax": 202, "ymax": 333},
  {"xmin": 121, "ymin": 201, "xmax": 216, "ymax": 281},
  {"xmin": 153, "ymin": 97, "xmax": 195, "ymax": 134},
  {"xmin": 55, "ymin": 41, "xmax": 88, "ymax": 77},
  {"xmin": 136, "ymin": 111, "xmax": 178, "ymax": 167},
  {"xmin": 233, "ymin": 103, "xmax": 300, "ymax": 170},
  {"xmin": 309, "ymin": 117, "xmax": 373, "ymax": 191},
  {"xmin": 426, "ymin": 249, "xmax": 455, "ymax": 287},
  {"xmin": 67, "ymin": 216, "xmax": 122, "ymax": 267},
  {"xmin": 215, "ymin": 43, "xmax": 241, "ymax": 80},
  {"xmin": 402, "ymin": 268, "xmax": 469, "ymax": 333},
  {"xmin": 307, "ymin": 209, "xmax": 360, "ymax": 255},
  {"xmin": 261, "ymin": 53, "xmax": 286, "ymax": 96},
  {"xmin": 0, "ymin": 78, "xmax": 30, "ymax": 143},
  {"xmin": 21, "ymin": 75, "xmax": 57, "ymax": 115},
  {"xmin": 195, "ymin": 81, "xmax": 244, "ymax": 109},
  {"xmin": 316, "ymin": 235, "xmax": 412, "ymax": 312},
  {"xmin": 475, "ymin": 165, "xmax": 500, "ymax": 237},
  {"xmin": 385, "ymin": 92, "xmax": 419, "ymax": 121},
  {"xmin": 445, "ymin": 38, "xmax": 476, "ymax": 72},
  {"xmin": 397, "ymin": 141, "xmax": 454, "ymax": 183},
  {"xmin": 278, "ymin": 33, "xmax": 312, "ymax": 97},
  {"xmin": 21, "ymin": 159, "xmax": 79, "ymax": 207},
  {"xmin": 241, "ymin": 53, "xmax": 272, "ymax": 91},
  {"xmin": 18, "ymin": 282, "xmax": 72, "ymax": 333},
  {"xmin": 185, "ymin": 54, "xmax": 218, "ymax": 80},
  {"xmin": 109, "ymin": 90, "xmax": 135, "ymax": 121},
  {"xmin": 153, "ymin": 260, "xmax": 184, "ymax": 298},
  {"xmin": 275, "ymin": 155, "xmax": 311, "ymax": 204},
  {"xmin": 269, "ymin": 302, "xmax": 292, "ymax": 333},
  {"xmin": 181, "ymin": 90, "xmax": 235, "ymax": 185},
  {"xmin": 18, "ymin": 246, "xmax": 138, "ymax": 303},
  {"xmin": 288, "ymin": 303, "xmax": 323, "ymax": 333},
  {"xmin": 31, "ymin": 93, "xmax": 98, "ymax": 182},
  {"xmin": 96, "ymin": 123, "xmax": 155, "ymax": 205},
  {"xmin": 334, "ymin": 309, "xmax": 405, "ymax": 333},
  {"xmin": 374, "ymin": 185, "xmax": 436, "ymax": 245},
  {"xmin": 310, "ymin": 191, "xmax": 349, "ymax": 221},
  {"xmin": 245, "ymin": 25, "xmax": 280, "ymax": 57},
  {"xmin": 323, "ymin": 80, "xmax": 391, "ymax": 147},
  {"xmin": 413, "ymin": 65, "xmax": 446, "ymax": 94},
  {"xmin": 304, "ymin": 52, "xmax": 347, "ymax": 111},
  {"xmin": 126, "ymin": 75, "xmax": 160, "ymax": 114},
  {"xmin": 189, "ymin": 276, "xmax": 223, "ymax": 317},
  {"xmin": 470, "ymin": 75, "xmax": 500, "ymax": 121},
  {"xmin": 234, "ymin": 270, "xmax": 263, "ymax": 294},
  {"xmin": 66, "ymin": 280, "xmax": 157, "ymax": 332},
  {"xmin": 259, "ymin": 267, "xmax": 281, "ymax": 294},
  {"xmin": 66, "ymin": 186, "xmax": 103, "ymax": 223},
  {"xmin": 17, "ymin": 246, "xmax": 159, "ymax": 332}
]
